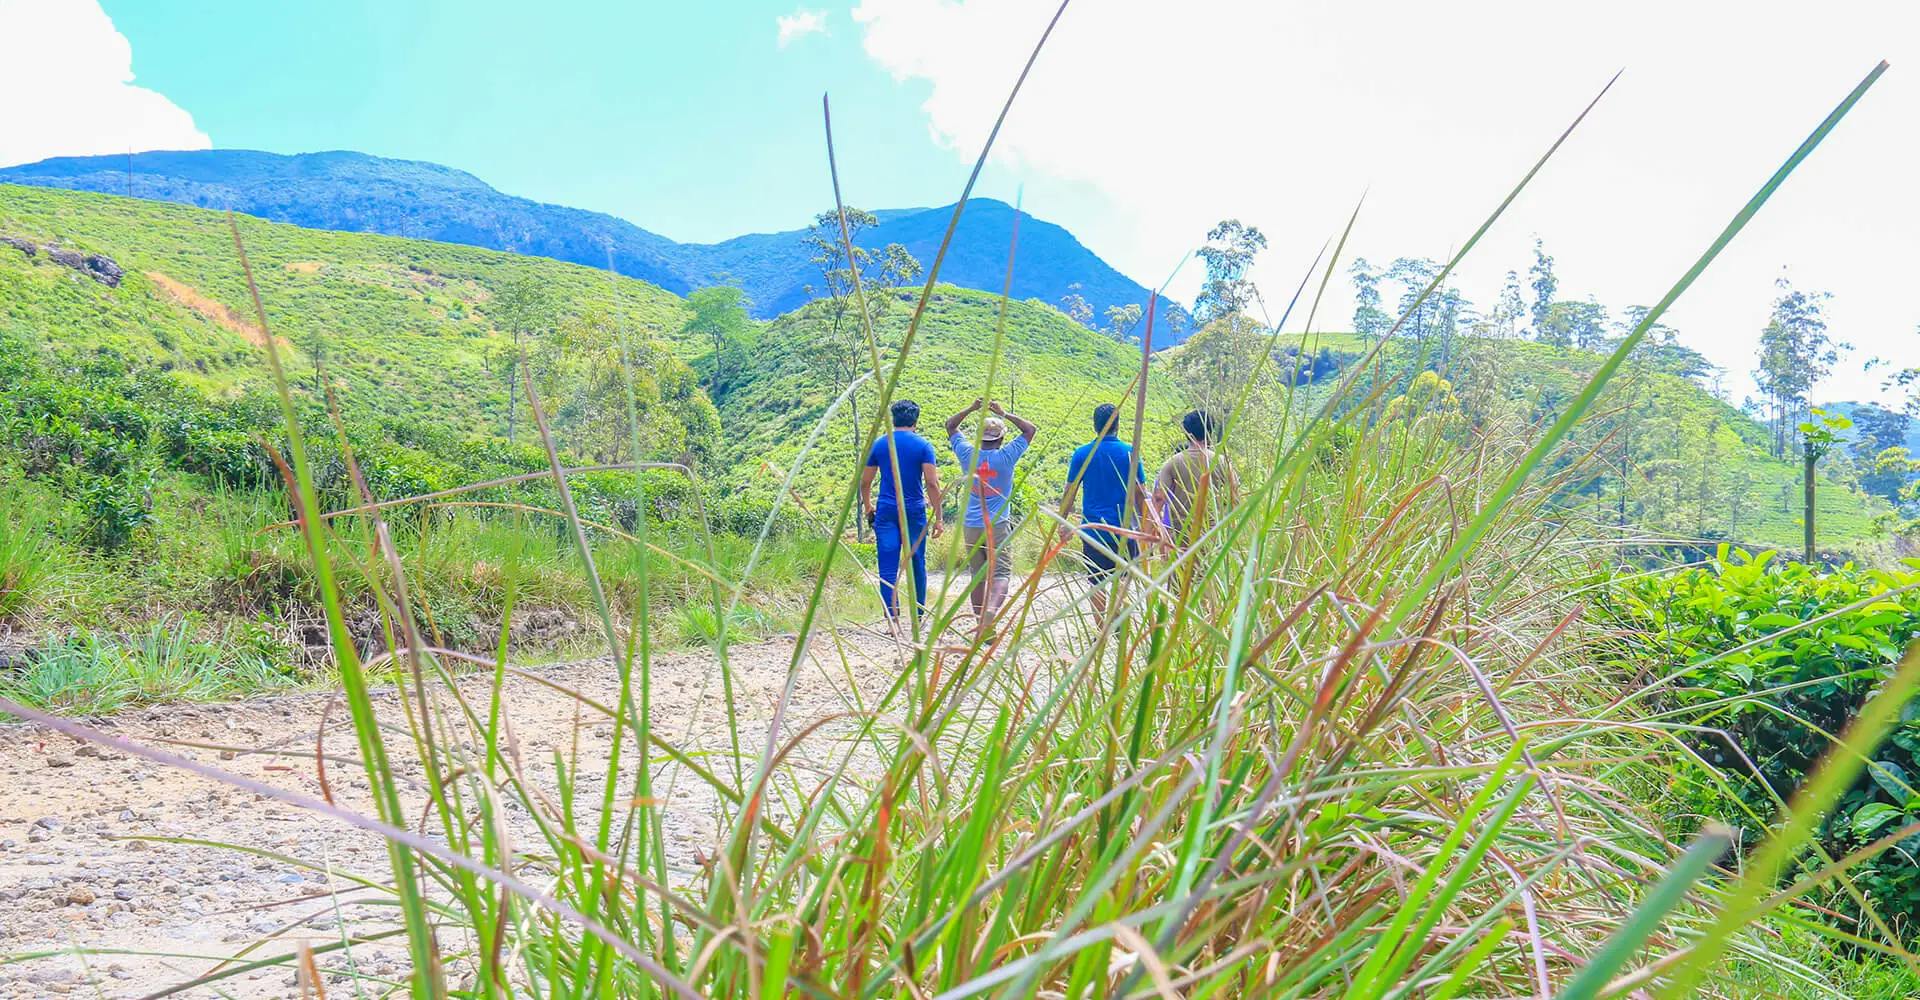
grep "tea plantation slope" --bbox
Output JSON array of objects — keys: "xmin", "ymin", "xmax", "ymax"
[
  {"xmin": 1305, "ymin": 332, "xmax": 1892, "ymax": 554},
  {"xmin": 711, "ymin": 286, "xmax": 1184, "ymax": 511},
  {"xmin": 0, "ymin": 182, "xmax": 690, "ymax": 444}
]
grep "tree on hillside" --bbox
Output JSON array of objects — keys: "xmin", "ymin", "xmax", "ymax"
[
  {"xmin": 801, "ymin": 207, "xmax": 924, "ymax": 334},
  {"xmin": 683, "ymin": 285, "xmax": 753, "ymax": 393},
  {"xmin": 1169, "ymin": 313, "xmax": 1282, "ymax": 447},
  {"xmin": 1689, "ymin": 414, "xmax": 1727, "ymax": 538},
  {"xmin": 488, "ymin": 275, "xmax": 555, "ymax": 445},
  {"xmin": 1383, "ymin": 257, "xmax": 1470, "ymax": 361},
  {"xmin": 1540, "ymin": 299, "xmax": 1610, "ymax": 351},
  {"xmin": 1059, "ymin": 283, "xmax": 1094, "ymax": 328},
  {"xmin": 1493, "ymin": 271, "xmax": 1526, "ymax": 339},
  {"xmin": 1753, "ymin": 279, "xmax": 1841, "ymax": 458},
  {"xmin": 1620, "ymin": 303, "xmax": 1673, "ymax": 350},
  {"xmin": 801, "ymin": 208, "xmax": 922, "ymax": 538},
  {"xmin": 1387, "ymin": 257, "xmax": 1437, "ymax": 343},
  {"xmin": 1528, "ymin": 238, "xmax": 1557, "ymax": 340},
  {"xmin": 1350, "ymin": 258, "xmax": 1392, "ymax": 341},
  {"xmin": 1617, "ymin": 304, "xmax": 1714, "ymax": 383},
  {"xmin": 1193, "ymin": 219, "xmax": 1266, "ymax": 325},
  {"xmin": 1727, "ymin": 467, "xmax": 1756, "ymax": 541},
  {"xmin": 532, "ymin": 304, "xmax": 719, "ymax": 464},
  {"xmin": 1161, "ymin": 306, "xmax": 1191, "ymax": 345},
  {"xmin": 1429, "ymin": 285, "xmax": 1469, "ymax": 363},
  {"xmin": 1104, "ymin": 303, "xmax": 1142, "ymax": 342}
]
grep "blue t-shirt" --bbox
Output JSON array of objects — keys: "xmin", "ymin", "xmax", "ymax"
[
  {"xmin": 866, "ymin": 430, "xmax": 937, "ymax": 514},
  {"xmin": 1068, "ymin": 435, "xmax": 1144, "ymax": 541},
  {"xmin": 950, "ymin": 433, "xmax": 1029, "ymax": 528}
]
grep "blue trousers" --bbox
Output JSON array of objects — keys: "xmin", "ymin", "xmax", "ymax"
[{"xmin": 872, "ymin": 506, "xmax": 929, "ymax": 619}]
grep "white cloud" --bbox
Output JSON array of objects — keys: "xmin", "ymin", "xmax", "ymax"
[
  {"xmin": 854, "ymin": 0, "xmax": 1920, "ymax": 403},
  {"xmin": 777, "ymin": 8, "xmax": 829, "ymax": 49},
  {"xmin": 0, "ymin": 0, "xmax": 208, "ymax": 167}
]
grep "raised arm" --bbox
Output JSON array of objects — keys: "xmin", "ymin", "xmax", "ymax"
[
  {"xmin": 988, "ymin": 400, "xmax": 1037, "ymax": 441},
  {"xmin": 945, "ymin": 398, "xmax": 983, "ymax": 438}
]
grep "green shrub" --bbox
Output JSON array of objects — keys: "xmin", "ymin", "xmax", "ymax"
[
  {"xmin": 163, "ymin": 422, "xmax": 275, "ymax": 487},
  {"xmin": 1608, "ymin": 548, "xmax": 1920, "ymax": 937},
  {"xmin": 76, "ymin": 469, "xmax": 154, "ymax": 550}
]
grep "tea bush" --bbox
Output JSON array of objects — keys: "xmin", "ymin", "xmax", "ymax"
[{"xmin": 1609, "ymin": 548, "xmax": 1920, "ymax": 937}]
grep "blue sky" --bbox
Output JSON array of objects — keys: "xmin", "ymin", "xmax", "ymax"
[
  {"xmin": 6, "ymin": 0, "xmax": 1917, "ymax": 402},
  {"xmin": 96, "ymin": 0, "xmax": 1037, "ymax": 243}
]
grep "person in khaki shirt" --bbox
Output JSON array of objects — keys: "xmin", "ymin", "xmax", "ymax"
[{"xmin": 1153, "ymin": 409, "xmax": 1239, "ymax": 547}]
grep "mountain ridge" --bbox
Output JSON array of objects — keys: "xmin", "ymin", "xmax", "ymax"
[{"xmin": 0, "ymin": 148, "xmax": 1188, "ymax": 338}]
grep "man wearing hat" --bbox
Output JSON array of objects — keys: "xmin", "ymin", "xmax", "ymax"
[{"xmin": 944, "ymin": 397, "xmax": 1037, "ymax": 633}]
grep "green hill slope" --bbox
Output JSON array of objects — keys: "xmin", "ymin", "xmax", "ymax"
[
  {"xmin": 712, "ymin": 286, "xmax": 1184, "ymax": 515},
  {"xmin": 1293, "ymin": 332, "xmax": 1892, "ymax": 553},
  {"xmin": 1, "ymin": 182, "xmax": 1888, "ymax": 556},
  {"xmin": 1, "ymin": 182, "xmax": 691, "ymax": 446}
]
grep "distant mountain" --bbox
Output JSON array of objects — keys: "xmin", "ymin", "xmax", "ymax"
[
  {"xmin": 0, "ymin": 149, "xmax": 1186, "ymax": 339},
  {"xmin": 1824, "ymin": 400, "xmax": 1920, "ymax": 453},
  {"xmin": 0, "ymin": 150, "xmax": 690, "ymax": 293}
]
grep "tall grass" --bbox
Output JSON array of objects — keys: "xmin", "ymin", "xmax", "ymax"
[
  {"xmin": 0, "ymin": 22, "xmax": 1902, "ymax": 1000},
  {"xmin": 0, "ymin": 618, "xmax": 291, "ymax": 714},
  {"xmin": 0, "ymin": 488, "xmax": 58, "ymax": 621}
]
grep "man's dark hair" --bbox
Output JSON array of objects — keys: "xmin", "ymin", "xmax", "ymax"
[
  {"xmin": 1181, "ymin": 409, "xmax": 1222, "ymax": 444},
  {"xmin": 890, "ymin": 399, "xmax": 921, "ymax": 428},
  {"xmin": 1091, "ymin": 403, "xmax": 1120, "ymax": 437}
]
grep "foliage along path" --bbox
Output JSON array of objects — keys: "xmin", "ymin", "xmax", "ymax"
[{"xmin": 0, "ymin": 628, "xmax": 947, "ymax": 997}]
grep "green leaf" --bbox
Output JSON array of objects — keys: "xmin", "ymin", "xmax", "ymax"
[
  {"xmin": 1870, "ymin": 760, "xmax": 1911, "ymax": 801},
  {"xmin": 1853, "ymin": 802, "xmax": 1900, "ymax": 839}
]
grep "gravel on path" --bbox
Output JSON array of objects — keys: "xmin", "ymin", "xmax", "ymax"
[{"xmin": 0, "ymin": 630, "xmax": 913, "ymax": 998}]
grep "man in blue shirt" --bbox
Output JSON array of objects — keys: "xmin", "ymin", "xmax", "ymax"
[
  {"xmin": 944, "ymin": 398, "xmax": 1036, "ymax": 632},
  {"xmin": 860, "ymin": 399, "xmax": 944, "ymax": 627},
  {"xmin": 1060, "ymin": 402, "xmax": 1152, "ymax": 616}
]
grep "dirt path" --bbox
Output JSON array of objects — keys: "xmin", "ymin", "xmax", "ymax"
[{"xmin": 0, "ymin": 629, "xmax": 925, "ymax": 997}]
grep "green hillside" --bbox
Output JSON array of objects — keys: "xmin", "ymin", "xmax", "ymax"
[
  {"xmin": 1, "ymin": 182, "xmax": 692, "ymax": 445},
  {"xmin": 0, "ymin": 185, "xmax": 893, "ymax": 688},
  {"xmin": 0, "ymin": 184, "xmax": 1182, "ymax": 519},
  {"xmin": 1294, "ymin": 332, "xmax": 1893, "ymax": 553},
  {"xmin": 711, "ymin": 286, "xmax": 1185, "ymax": 515},
  {"xmin": 0, "ymin": 181, "xmax": 1890, "ymax": 560}
]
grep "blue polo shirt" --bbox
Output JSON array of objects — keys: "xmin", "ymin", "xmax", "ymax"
[
  {"xmin": 866, "ymin": 430, "xmax": 937, "ymax": 515},
  {"xmin": 1068, "ymin": 435, "xmax": 1144, "ymax": 544}
]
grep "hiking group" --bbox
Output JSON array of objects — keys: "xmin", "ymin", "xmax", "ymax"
[{"xmin": 858, "ymin": 398, "xmax": 1238, "ymax": 636}]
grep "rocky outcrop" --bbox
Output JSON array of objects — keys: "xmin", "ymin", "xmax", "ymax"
[{"xmin": 1, "ymin": 234, "xmax": 122, "ymax": 287}]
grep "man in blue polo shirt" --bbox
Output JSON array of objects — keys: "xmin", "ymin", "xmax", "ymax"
[
  {"xmin": 860, "ymin": 399, "xmax": 944, "ymax": 627},
  {"xmin": 1060, "ymin": 402, "xmax": 1152, "ymax": 616}
]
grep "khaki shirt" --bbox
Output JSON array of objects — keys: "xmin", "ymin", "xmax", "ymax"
[{"xmin": 1154, "ymin": 446, "xmax": 1238, "ymax": 541}]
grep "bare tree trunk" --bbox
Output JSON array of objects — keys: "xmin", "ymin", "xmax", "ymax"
[
  {"xmin": 1803, "ymin": 444, "xmax": 1817, "ymax": 563},
  {"xmin": 851, "ymin": 390, "xmax": 865, "ymax": 542}
]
